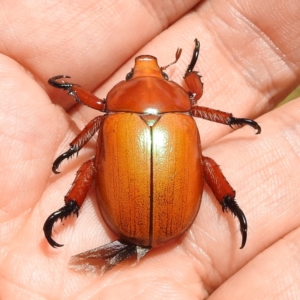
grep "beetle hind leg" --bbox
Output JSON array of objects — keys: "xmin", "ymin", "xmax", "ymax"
[
  {"xmin": 69, "ymin": 240, "xmax": 151, "ymax": 274},
  {"xmin": 202, "ymin": 156, "xmax": 247, "ymax": 249},
  {"xmin": 44, "ymin": 159, "xmax": 95, "ymax": 248},
  {"xmin": 221, "ymin": 195, "xmax": 247, "ymax": 249},
  {"xmin": 43, "ymin": 200, "xmax": 79, "ymax": 248}
]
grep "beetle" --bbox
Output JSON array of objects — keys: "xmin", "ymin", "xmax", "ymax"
[{"xmin": 44, "ymin": 39, "xmax": 261, "ymax": 272}]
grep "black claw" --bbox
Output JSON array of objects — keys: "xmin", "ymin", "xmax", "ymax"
[
  {"xmin": 52, "ymin": 147, "xmax": 78, "ymax": 174},
  {"xmin": 43, "ymin": 200, "xmax": 80, "ymax": 248},
  {"xmin": 221, "ymin": 195, "xmax": 247, "ymax": 249},
  {"xmin": 48, "ymin": 75, "xmax": 73, "ymax": 90},
  {"xmin": 228, "ymin": 117, "xmax": 261, "ymax": 135},
  {"xmin": 185, "ymin": 38, "xmax": 200, "ymax": 75}
]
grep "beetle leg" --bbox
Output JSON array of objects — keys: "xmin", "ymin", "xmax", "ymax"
[
  {"xmin": 44, "ymin": 158, "xmax": 95, "ymax": 248},
  {"xmin": 191, "ymin": 106, "xmax": 261, "ymax": 134},
  {"xmin": 53, "ymin": 115, "xmax": 105, "ymax": 174},
  {"xmin": 185, "ymin": 41, "xmax": 261, "ymax": 134},
  {"xmin": 184, "ymin": 39, "xmax": 203, "ymax": 103},
  {"xmin": 48, "ymin": 75, "xmax": 106, "ymax": 111},
  {"xmin": 69, "ymin": 240, "xmax": 151, "ymax": 274},
  {"xmin": 202, "ymin": 156, "xmax": 247, "ymax": 249}
]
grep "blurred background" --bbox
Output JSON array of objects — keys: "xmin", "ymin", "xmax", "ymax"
[{"xmin": 280, "ymin": 86, "xmax": 300, "ymax": 106}]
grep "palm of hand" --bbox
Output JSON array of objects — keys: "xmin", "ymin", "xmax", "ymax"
[{"xmin": 1, "ymin": 1, "xmax": 300, "ymax": 299}]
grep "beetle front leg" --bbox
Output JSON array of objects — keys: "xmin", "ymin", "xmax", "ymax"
[
  {"xmin": 183, "ymin": 39, "xmax": 203, "ymax": 103},
  {"xmin": 184, "ymin": 40, "xmax": 260, "ymax": 134},
  {"xmin": 53, "ymin": 115, "xmax": 105, "ymax": 173},
  {"xmin": 44, "ymin": 158, "xmax": 95, "ymax": 248},
  {"xmin": 49, "ymin": 75, "xmax": 106, "ymax": 111},
  {"xmin": 202, "ymin": 156, "xmax": 247, "ymax": 249},
  {"xmin": 191, "ymin": 106, "xmax": 261, "ymax": 134}
]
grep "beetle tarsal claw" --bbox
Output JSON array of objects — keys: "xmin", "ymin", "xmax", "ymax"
[
  {"xmin": 185, "ymin": 38, "xmax": 200, "ymax": 75},
  {"xmin": 43, "ymin": 200, "xmax": 79, "ymax": 248},
  {"xmin": 228, "ymin": 117, "xmax": 261, "ymax": 134},
  {"xmin": 48, "ymin": 75, "xmax": 72, "ymax": 90},
  {"xmin": 221, "ymin": 195, "xmax": 247, "ymax": 249},
  {"xmin": 52, "ymin": 147, "xmax": 78, "ymax": 174}
]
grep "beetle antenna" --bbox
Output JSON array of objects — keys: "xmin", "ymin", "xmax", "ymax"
[{"xmin": 161, "ymin": 48, "xmax": 182, "ymax": 71}]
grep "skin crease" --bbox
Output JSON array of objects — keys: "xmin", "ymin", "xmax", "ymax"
[{"xmin": 0, "ymin": 0, "xmax": 300, "ymax": 299}]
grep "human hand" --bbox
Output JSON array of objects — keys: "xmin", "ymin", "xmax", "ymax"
[{"xmin": 1, "ymin": 1, "xmax": 300, "ymax": 299}]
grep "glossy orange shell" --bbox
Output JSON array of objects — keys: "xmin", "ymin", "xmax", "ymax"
[
  {"xmin": 106, "ymin": 77, "xmax": 191, "ymax": 113},
  {"xmin": 95, "ymin": 112, "xmax": 203, "ymax": 247},
  {"xmin": 106, "ymin": 56, "xmax": 191, "ymax": 113}
]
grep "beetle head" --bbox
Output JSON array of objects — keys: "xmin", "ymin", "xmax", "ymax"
[{"xmin": 126, "ymin": 55, "xmax": 167, "ymax": 80}]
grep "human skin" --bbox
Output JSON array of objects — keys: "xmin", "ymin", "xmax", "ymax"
[{"xmin": 0, "ymin": 1, "xmax": 300, "ymax": 299}]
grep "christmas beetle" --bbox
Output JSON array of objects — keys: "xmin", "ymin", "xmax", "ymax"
[{"xmin": 44, "ymin": 39, "xmax": 261, "ymax": 272}]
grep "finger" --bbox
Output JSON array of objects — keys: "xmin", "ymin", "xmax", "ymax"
[
  {"xmin": 183, "ymin": 98, "xmax": 300, "ymax": 291},
  {"xmin": 209, "ymin": 226, "xmax": 300, "ymax": 299},
  {"xmin": 0, "ymin": 54, "xmax": 89, "ymax": 298},
  {"xmin": 0, "ymin": 1, "xmax": 199, "ymax": 107},
  {"xmin": 87, "ymin": 0, "xmax": 300, "ymax": 145},
  {"xmin": 0, "ymin": 54, "xmax": 66, "ymax": 221}
]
